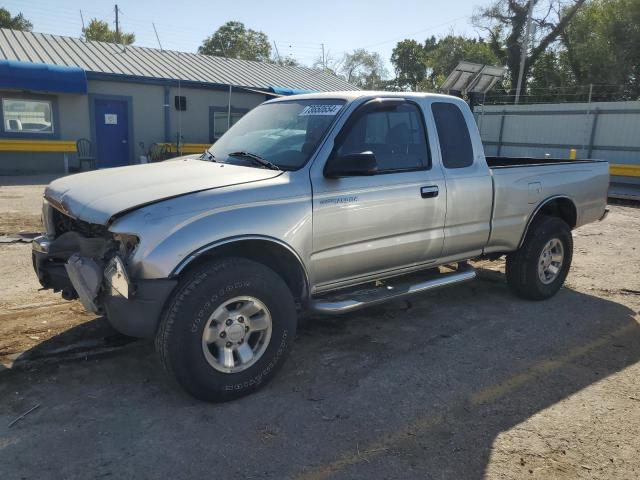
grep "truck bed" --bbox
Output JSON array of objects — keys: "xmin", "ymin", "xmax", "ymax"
[
  {"xmin": 486, "ymin": 156, "xmax": 607, "ymax": 168},
  {"xmin": 484, "ymin": 156, "xmax": 610, "ymax": 254}
]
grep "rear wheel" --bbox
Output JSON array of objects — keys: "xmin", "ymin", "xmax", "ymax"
[
  {"xmin": 506, "ymin": 216, "xmax": 573, "ymax": 300},
  {"xmin": 156, "ymin": 257, "xmax": 296, "ymax": 402}
]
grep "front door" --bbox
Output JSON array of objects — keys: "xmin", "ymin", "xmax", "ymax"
[
  {"xmin": 309, "ymin": 99, "xmax": 447, "ymax": 291},
  {"xmin": 94, "ymin": 98, "xmax": 130, "ymax": 168}
]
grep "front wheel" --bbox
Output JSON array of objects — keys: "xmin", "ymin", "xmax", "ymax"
[
  {"xmin": 506, "ymin": 216, "xmax": 573, "ymax": 300},
  {"xmin": 155, "ymin": 257, "xmax": 297, "ymax": 402}
]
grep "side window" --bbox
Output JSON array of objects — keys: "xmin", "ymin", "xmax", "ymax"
[
  {"xmin": 337, "ymin": 102, "xmax": 430, "ymax": 172},
  {"xmin": 431, "ymin": 102, "xmax": 474, "ymax": 169}
]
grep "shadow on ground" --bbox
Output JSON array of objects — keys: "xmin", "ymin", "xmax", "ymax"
[
  {"xmin": 9, "ymin": 317, "xmax": 137, "ymax": 368},
  {"xmin": 1, "ymin": 268, "xmax": 638, "ymax": 479}
]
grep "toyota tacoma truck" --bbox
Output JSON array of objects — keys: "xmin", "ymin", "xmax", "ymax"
[{"xmin": 32, "ymin": 92, "xmax": 609, "ymax": 402}]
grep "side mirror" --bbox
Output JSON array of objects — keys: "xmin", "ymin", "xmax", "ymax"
[{"xmin": 324, "ymin": 151, "xmax": 378, "ymax": 178}]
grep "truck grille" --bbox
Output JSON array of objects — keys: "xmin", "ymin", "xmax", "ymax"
[{"xmin": 52, "ymin": 208, "xmax": 109, "ymax": 238}]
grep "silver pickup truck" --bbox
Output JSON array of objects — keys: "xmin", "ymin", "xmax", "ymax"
[{"xmin": 32, "ymin": 92, "xmax": 609, "ymax": 401}]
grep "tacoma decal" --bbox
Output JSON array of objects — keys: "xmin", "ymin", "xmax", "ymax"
[{"xmin": 319, "ymin": 195, "xmax": 358, "ymax": 206}]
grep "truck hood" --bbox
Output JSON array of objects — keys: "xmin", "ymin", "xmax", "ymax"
[{"xmin": 44, "ymin": 158, "xmax": 282, "ymax": 225}]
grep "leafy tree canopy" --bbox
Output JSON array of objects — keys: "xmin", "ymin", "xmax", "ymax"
[
  {"xmin": 340, "ymin": 49, "xmax": 388, "ymax": 89},
  {"xmin": 562, "ymin": 0, "xmax": 640, "ymax": 99},
  {"xmin": 426, "ymin": 35, "xmax": 499, "ymax": 90},
  {"xmin": 199, "ymin": 21, "xmax": 271, "ymax": 62},
  {"xmin": 82, "ymin": 19, "xmax": 135, "ymax": 45},
  {"xmin": 312, "ymin": 50, "xmax": 344, "ymax": 76},
  {"xmin": 273, "ymin": 56, "xmax": 301, "ymax": 67},
  {"xmin": 391, "ymin": 39, "xmax": 428, "ymax": 91},
  {"xmin": 473, "ymin": 0, "xmax": 586, "ymax": 94},
  {"xmin": 0, "ymin": 7, "xmax": 32, "ymax": 31},
  {"xmin": 521, "ymin": 49, "xmax": 575, "ymax": 102},
  {"xmin": 391, "ymin": 35, "xmax": 498, "ymax": 92}
]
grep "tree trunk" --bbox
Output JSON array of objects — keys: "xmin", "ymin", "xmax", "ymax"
[
  {"xmin": 504, "ymin": 1, "xmax": 528, "ymax": 96},
  {"xmin": 502, "ymin": 0, "xmax": 587, "ymax": 99}
]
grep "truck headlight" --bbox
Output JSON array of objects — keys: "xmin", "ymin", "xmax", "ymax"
[
  {"xmin": 113, "ymin": 233, "xmax": 140, "ymax": 259},
  {"xmin": 41, "ymin": 199, "xmax": 56, "ymax": 235}
]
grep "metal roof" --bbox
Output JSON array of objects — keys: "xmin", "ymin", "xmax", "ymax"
[{"xmin": 0, "ymin": 28, "xmax": 358, "ymax": 92}]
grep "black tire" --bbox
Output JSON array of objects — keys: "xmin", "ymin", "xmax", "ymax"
[
  {"xmin": 506, "ymin": 215, "xmax": 573, "ymax": 301},
  {"xmin": 155, "ymin": 257, "xmax": 297, "ymax": 402}
]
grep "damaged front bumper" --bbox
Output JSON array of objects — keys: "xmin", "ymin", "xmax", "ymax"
[{"xmin": 32, "ymin": 234, "xmax": 177, "ymax": 338}]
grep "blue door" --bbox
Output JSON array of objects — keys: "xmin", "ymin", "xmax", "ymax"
[{"xmin": 94, "ymin": 98, "xmax": 130, "ymax": 168}]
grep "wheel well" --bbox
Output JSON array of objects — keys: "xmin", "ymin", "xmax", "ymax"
[
  {"xmin": 519, "ymin": 197, "xmax": 577, "ymax": 249},
  {"xmin": 536, "ymin": 197, "xmax": 577, "ymax": 229},
  {"xmin": 176, "ymin": 239, "xmax": 308, "ymax": 301}
]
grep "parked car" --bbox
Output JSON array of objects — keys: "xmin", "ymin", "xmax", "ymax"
[{"xmin": 32, "ymin": 92, "xmax": 609, "ymax": 401}]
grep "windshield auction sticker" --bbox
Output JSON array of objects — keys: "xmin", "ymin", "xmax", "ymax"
[{"xmin": 299, "ymin": 105, "xmax": 342, "ymax": 116}]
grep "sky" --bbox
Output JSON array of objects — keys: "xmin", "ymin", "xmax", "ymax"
[{"xmin": 3, "ymin": 0, "xmax": 482, "ymax": 70}]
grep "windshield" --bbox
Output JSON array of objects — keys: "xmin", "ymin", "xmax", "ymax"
[{"xmin": 207, "ymin": 99, "xmax": 346, "ymax": 170}]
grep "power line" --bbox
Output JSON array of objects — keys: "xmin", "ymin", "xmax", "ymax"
[
  {"xmin": 6, "ymin": 1, "xmax": 470, "ymax": 58},
  {"xmin": 4, "ymin": 2, "xmax": 482, "ymax": 73},
  {"xmin": 359, "ymin": 15, "xmax": 469, "ymax": 50},
  {"xmin": 3, "ymin": 1, "xmax": 112, "ymax": 22}
]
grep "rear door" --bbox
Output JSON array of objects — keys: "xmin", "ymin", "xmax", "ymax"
[
  {"xmin": 309, "ymin": 98, "xmax": 446, "ymax": 290},
  {"xmin": 430, "ymin": 101, "xmax": 493, "ymax": 259}
]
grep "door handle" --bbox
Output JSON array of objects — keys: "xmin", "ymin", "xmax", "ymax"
[{"xmin": 420, "ymin": 185, "xmax": 439, "ymax": 198}]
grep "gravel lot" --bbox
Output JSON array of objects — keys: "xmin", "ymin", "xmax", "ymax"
[
  {"xmin": 0, "ymin": 175, "xmax": 60, "ymax": 235},
  {"xmin": 1, "ymin": 178, "xmax": 639, "ymax": 479}
]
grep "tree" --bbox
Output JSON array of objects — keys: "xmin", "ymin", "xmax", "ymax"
[
  {"xmin": 562, "ymin": 0, "xmax": 640, "ymax": 99},
  {"xmin": 0, "ymin": 7, "xmax": 32, "ymax": 31},
  {"xmin": 391, "ymin": 39, "xmax": 428, "ymax": 91},
  {"xmin": 425, "ymin": 35, "xmax": 499, "ymax": 90},
  {"xmin": 473, "ymin": 0, "xmax": 586, "ymax": 94},
  {"xmin": 526, "ymin": 49, "xmax": 576, "ymax": 101},
  {"xmin": 82, "ymin": 19, "xmax": 135, "ymax": 45},
  {"xmin": 273, "ymin": 56, "xmax": 301, "ymax": 67},
  {"xmin": 312, "ymin": 50, "xmax": 344, "ymax": 76},
  {"xmin": 199, "ymin": 21, "xmax": 271, "ymax": 62},
  {"xmin": 340, "ymin": 49, "xmax": 388, "ymax": 89},
  {"xmin": 390, "ymin": 35, "xmax": 498, "ymax": 92}
]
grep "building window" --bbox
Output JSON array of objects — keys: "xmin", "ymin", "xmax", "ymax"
[
  {"xmin": 209, "ymin": 107, "xmax": 249, "ymax": 143},
  {"xmin": 174, "ymin": 95, "xmax": 187, "ymax": 111},
  {"xmin": 2, "ymin": 98, "xmax": 54, "ymax": 134}
]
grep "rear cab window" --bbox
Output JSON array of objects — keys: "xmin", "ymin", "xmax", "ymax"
[{"xmin": 431, "ymin": 102, "xmax": 474, "ymax": 169}]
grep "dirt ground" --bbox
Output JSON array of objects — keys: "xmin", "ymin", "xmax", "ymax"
[
  {"xmin": 0, "ymin": 178, "xmax": 639, "ymax": 479},
  {"xmin": 0, "ymin": 176, "xmax": 60, "ymax": 235}
]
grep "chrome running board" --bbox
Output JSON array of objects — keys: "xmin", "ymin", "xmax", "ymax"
[{"xmin": 308, "ymin": 264, "xmax": 476, "ymax": 315}]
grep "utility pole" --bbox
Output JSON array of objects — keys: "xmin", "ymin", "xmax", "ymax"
[
  {"xmin": 217, "ymin": 38, "xmax": 228, "ymax": 60},
  {"xmin": 114, "ymin": 4, "xmax": 120, "ymax": 43},
  {"xmin": 153, "ymin": 23, "xmax": 163, "ymax": 50},
  {"xmin": 321, "ymin": 43, "xmax": 326, "ymax": 70},
  {"xmin": 515, "ymin": 0, "xmax": 535, "ymax": 104},
  {"xmin": 227, "ymin": 85, "xmax": 232, "ymax": 131},
  {"xmin": 273, "ymin": 41, "xmax": 281, "ymax": 63}
]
